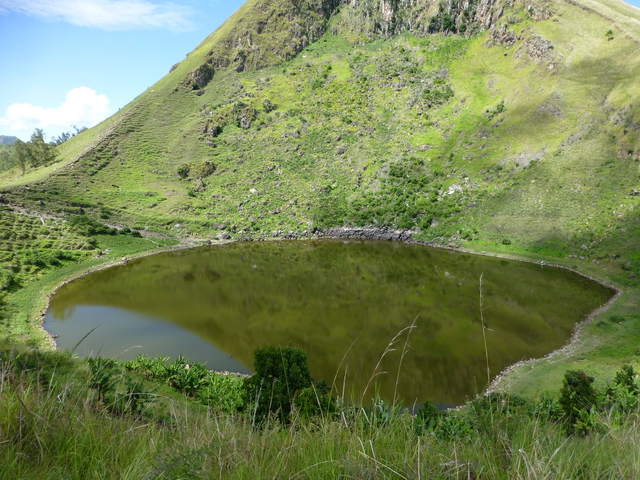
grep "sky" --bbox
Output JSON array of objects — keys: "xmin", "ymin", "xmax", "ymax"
[
  {"xmin": 0, "ymin": 0, "xmax": 245, "ymax": 141},
  {"xmin": 1, "ymin": 0, "xmax": 640, "ymax": 142}
]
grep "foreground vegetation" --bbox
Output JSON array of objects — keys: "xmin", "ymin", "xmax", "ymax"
[{"xmin": 3, "ymin": 344, "xmax": 640, "ymax": 479}]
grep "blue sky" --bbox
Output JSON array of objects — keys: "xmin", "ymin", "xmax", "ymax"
[
  {"xmin": 0, "ymin": 0, "xmax": 245, "ymax": 141},
  {"xmin": 1, "ymin": 0, "xmax": 639, "ymax": 142}
]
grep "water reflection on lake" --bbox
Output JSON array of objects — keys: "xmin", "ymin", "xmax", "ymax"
[{"xmin": 45, "ymin": 239, "xmax": 614, "ymax": 405}]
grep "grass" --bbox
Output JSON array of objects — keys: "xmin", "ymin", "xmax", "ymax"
[{"xmin": 3, "ymin": 344, "xmax": 640, "ymax": 478}]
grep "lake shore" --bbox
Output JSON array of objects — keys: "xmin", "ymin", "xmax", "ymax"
[{"xmin": 36, "ymin": 227, "xmax": 624, "ymax": 401}]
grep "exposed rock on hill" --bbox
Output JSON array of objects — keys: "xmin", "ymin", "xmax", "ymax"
[
  {"xmin": 186, "ymin": 0, "xmax": 517, "ymax": 84},
  {"xmin": 201, "ymin": 0, "xmax": 340, "ymax": 73},
  {"xmin": 333, "ymin": 0, "xmax": 515, "ymax": 40}
]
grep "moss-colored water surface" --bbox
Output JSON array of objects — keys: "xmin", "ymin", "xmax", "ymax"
[{"xmin": 45, "ymin": 239, "xmax": 613, "ymax": 405}]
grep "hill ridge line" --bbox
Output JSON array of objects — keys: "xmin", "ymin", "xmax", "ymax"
[
  {"xmin": 562, "ymin": 0, "xmax": 640, "ymax": 44},
  {"xmin": 69, "ymin": 103, "xmax": 142, "ymax": 166}
]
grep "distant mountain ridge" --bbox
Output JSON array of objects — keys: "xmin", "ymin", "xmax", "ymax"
[{"xmin": 0, "ymin": 136, "xmax": 17, "ymax": 145}]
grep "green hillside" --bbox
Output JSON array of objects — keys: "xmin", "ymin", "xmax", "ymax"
[{"xmin": 1, "ymin": 0, "xmax": 639, "ymax": 251}]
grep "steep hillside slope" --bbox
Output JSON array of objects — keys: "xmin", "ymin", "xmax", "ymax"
[{"xmin": 1, "ymin": 0, "xmax": 640, "ymax": 270}]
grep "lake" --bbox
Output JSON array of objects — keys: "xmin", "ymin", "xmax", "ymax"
[{"xmin": 45, "ymin": 239, "xmax": 614, "ymax": 405}]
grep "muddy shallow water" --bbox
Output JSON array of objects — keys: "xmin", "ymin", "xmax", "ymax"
[{"xmin": 45, "ymin": 239, "xmax": 614, "ymax": 405}]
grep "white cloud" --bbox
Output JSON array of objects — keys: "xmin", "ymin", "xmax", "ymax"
[
  {"xmin": 1, "ymin": 87, "xmax": 111, "ymax": 135},
  {"xmin": 0, "ymin": 0, "xmax": 193, "ymax": 31}
]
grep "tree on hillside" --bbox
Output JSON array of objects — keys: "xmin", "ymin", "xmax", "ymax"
[
  {"xmin": 53, "ymin": 131, "xmax": 72, "ymax": 145},
  {"xmin": 0, "ymin": 151, "xmax": 12, "ymax": 171},
  {"xmin": 52, "ymin": 125, "xmax": 88, "ymax": 145},
  {"xmin": 12, "ymin": 139, "xmax": 30, "ymax": 174},
  {"xmin": 10, "ymin": 129, "xmax": 58, "ymax": 174},
  {"xmin": 28, "ymin": 129, "xmax": 57, "ymax": 167}
]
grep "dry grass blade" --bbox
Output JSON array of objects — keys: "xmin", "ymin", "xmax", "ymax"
[
  {"xmin": 479, "ymin": 273, "xmax": 491, "ymax": 389},
  {"xmin": 357, "ymin": 436, "xmax": 407, "ymax": 479},
  {"xmin": 360, "ymin": 323, "xmax": 417, "ymax": 404},
  {"xmin": 394, "ymin": 315, "xmax": 418, "ymax": 404},
  {"xmin": 332, "ymin": 337, "xmax": 358, "ymax": 399},
  {"xmin": 71, "ymin": 325, "xmax": 101, "ymax": 354}
]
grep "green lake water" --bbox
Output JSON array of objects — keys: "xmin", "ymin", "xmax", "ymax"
[{"xmin": 45, "ymin": 239, "xmax": 614, "ymax": 405}]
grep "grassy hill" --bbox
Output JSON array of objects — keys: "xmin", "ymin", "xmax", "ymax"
[{"xmin": 0, "ymin": 0, "xmax": 638, "ymax": 253}]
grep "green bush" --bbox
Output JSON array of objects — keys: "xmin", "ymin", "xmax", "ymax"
[
  {"xmin": 0, "ymin": 269, "xmax": 15, "ymax": 291},
  {"xmin": 87, "ymin": 357, "xmax": 119, "ymax": 403},
  {"xmin": 240, "ymin": 345, "xmax": 313, "ymax": 425},
  {"xmin": 110, "ymin": 376, "xmax": 156, "ymax": 417},
  {"xmin": 414, "ymin": 399, "xmax": 441, "ymax": 434},
  {"xmin": 99, "ymin": 207, "xmax": 110, "ymax": 219},
  {"xmin": 169, "ymin": 361, "xmax": 208, "ymax": 397},
  {"xmin": 294, "ymin": 379, "xmax": 336, "ymax": 420},
  {"xmin": 528, "ymin": 392, "xmax": 563, "ymax": 422},
  {"xmin": 559, "ymin": 370, "xmax": 598, "ymax": 436},
  {"xmin": 613, "ymin": 364, "xmax": 639, "ymax": 394},
  {"xmin": 609, "ymin": 314, "xmax": 626, "ymax": 324},
  {"xmin": 197, "ymin": 373, "xmax": 244, "ymax": 413},
  {"xmin": 67, "ymin": 215, "xmax": 116, "ymax": 236}
]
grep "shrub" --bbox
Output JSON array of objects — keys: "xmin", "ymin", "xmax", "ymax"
[
  {"xmin": 609, "ymin": 314, "xmax": 626, "ymax": 324},
  {"xmin": 0, "ymin": 269, "xmax": 14, "ymax": 291},
  {"xmin": 169, "ymin": 362, "xmax": 208, "ymax": 397},
  {"xmin": 110, "ymin": 376, "xmax": 156, "ymax": 417},
  {"xmin": 67, "ymin": 215, "xmax": 116, "ymax": 236},
  {"xmin": 87, "ymin": 357, "xmax": 119, "ymax": 403},
  {"xmin": 528, "ymin": 392, "xmax": 563, "ymax": 422},
  {"xmin": 294, "ymin": 379, "xmax": 336, "ymax": 420},
  {"xmin": 605, "ymin": 364, "xmax": 639, "ymax": 415},
  {"xmin": 559, "ymin": 370, "xmax": 598, "ymax": 435},
  {"xmin": 197, "ymin": 373, "xmax": 244, "ymax": 413},
  {"xmin": 414, "ymin": 399, "xmax": 441, "ymax": 434},
  {"xmin": 613, "ymin": 364, "xmax": 639, "ymax": 394},
  {"xmin": 240, "ymin": 345, "xmax": 313, "ymax": 425},
  {"xmin": 99, "ymin": 206, "xmax": 111, "ymax": 219}
]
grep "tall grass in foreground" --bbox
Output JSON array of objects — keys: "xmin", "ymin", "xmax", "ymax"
[
  {"xmin": 2, "ymin": 346, "xmax": 640, "ymax": 479},
  {"xmin": 0, "ymin": 349, "xmax": 162, "ymax": 479}
]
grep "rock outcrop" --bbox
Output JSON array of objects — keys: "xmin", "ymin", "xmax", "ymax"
[{"xmin": 184, "ymin": 0, "xmax": 518, "ymax": 84}]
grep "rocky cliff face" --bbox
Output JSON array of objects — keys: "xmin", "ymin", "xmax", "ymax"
[
  {"xmin": 204, "ymin": 0, "xmax": 339, "ymax": 72},
  {"xmin": 332, "ymin": 0, "xmax": 516, "ymax": 40},
  {"xmin": 186, "ymin": 0, "xmax": 519, "ymax": 87}
]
